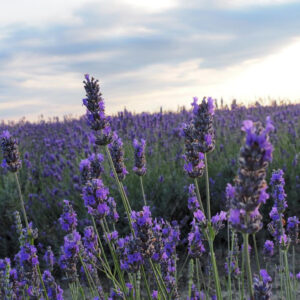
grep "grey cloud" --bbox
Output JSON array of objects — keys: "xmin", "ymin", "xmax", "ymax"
[{"xmin": 1, "ymin": 1, "xmax": 300, "ymax": 119}]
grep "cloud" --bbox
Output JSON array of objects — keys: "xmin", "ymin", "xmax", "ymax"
[{"xmin": 1, "ymin": 0, "xmax": 300, "ymax": 120}]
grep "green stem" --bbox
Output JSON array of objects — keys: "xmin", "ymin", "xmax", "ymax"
[
  {"xmin": 292, "ymin": 245, "xmax": 296, "ymax": 299},
  {"xmin": 151, "ymin": 261, "xmax": 168, "ymax": 300},
  {"xmin": 105, "ymin": 146, "xmax": 135, "ymax": 236},
  {"xmin": 243, "ymin": 233, "xmax": 254, "ymax": 299},
  {"xmin": 204, "ymin": 154, "xmax": 211, "ymax": 221},
  {"xmin": 194, "ymin": 179, "xmax": 205, "ymax": 213},
  {"xmin": 141, "ymin": 266, "xmax": 152, "ymax": 300},
  {"xmin": 78, "ymin": 253, "xmax": 98, "ymax": 298},
  {"xmin": 195, "ymin": 258, "xmax": 201, "ymax": 292},
  {"xmin": 14, "ymin": 173, "xmax": 29, "ymax": 230},
  {"xmin": 207, "ymin": 237, "xmax": 222, "ymax": 300},
  {"xmin": 241, "ymin": 246, "xmax": 245, "ymax": 300},
  {"xmin": 283, "ymin": 249, "xmax": 292, "ymax": 300},
  {"xmin": 227, "ymin": 229, "xmax": 235, "ymax": 300},
  {"xmin": 140, "ymin": 176, "xmax": 147, "ymax": 206},
  {"xmin": 188, "ymin": 259, "xmax": 194, "ymax": 299},
  {"xmin": 91, "ymin": 217, "xmax": 121, "ymax": 290},
  {"xmin": 279, "ymin": 250, "xmax": 284, "ymax": 300},
  {"xmin": 100, "ymin": 220, "xmax": 127, "ymax": 294},
  {"xmin": 37, "ymin": 265, "xmax": 49, "ymax": 300},
  {"xmin": 252, "ymin": 234, "xmax": 261, "ymax": 277}
]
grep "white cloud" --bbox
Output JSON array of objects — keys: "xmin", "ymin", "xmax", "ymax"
[{"xmin": 0, "ymin": 0, "xmax": 84, "ymax": 26}]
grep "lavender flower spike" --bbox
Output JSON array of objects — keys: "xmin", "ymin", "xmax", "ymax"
[
  {"xmin": 229, "ymin": 117, "xmax": 274, "ymax": 234},
  {"xmin": 191, "ymin": 97, "xmax": 215, "ymax": 153},
  {"xmin": 59, "ymin": 200, "xmax": 78, "ymax": 233},
  {"xmin": 133, "ymin": 138, "xmax": 147, "ymax": 176},
  {"xmin": 108, "ymin": 132, "xmax": 128, "ymax": 181},
  {"xmin": 82, "ymin": 178, "xmax": 110, "ymax": 218},
  {"xmin": 83, "ymin": 74, "xmax": 112, "ymax": 145},
  {"xmin": 182, "ymin": 123, "xmax": 205, "ymax": 178},
  {"xmin": 1, "ymin": 130, "xmax": 22, "ymax": 172}
]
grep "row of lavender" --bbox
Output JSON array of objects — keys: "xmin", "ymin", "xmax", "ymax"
[
  {"xmin": 1, "ymin": 102, "xmax": 300, "ymax": 259},
  {"xmin": 1, "ymin": 95, "xmax": 300, "ymax": 258},
  {"xmin": 0, "ymin": 75, "xmax": 299, "ymax": 299}
]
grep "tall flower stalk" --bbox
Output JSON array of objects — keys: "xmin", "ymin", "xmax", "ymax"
[
  {"xmin": 184, "ymin": 97, "xmax": 222, "ymax": 299},
  {"xmin": 229, "ymin": 117, "xmax": 274, "ymax": 299}
]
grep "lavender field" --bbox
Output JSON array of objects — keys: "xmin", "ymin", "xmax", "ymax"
[{"xmin": 0, "ymin": 76, "xmax": 300, "ymax": 299}]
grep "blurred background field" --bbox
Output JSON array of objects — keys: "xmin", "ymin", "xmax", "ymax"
[{"xmin": 1, "ymin": 101, "xmax": 300, "ymax": 259}]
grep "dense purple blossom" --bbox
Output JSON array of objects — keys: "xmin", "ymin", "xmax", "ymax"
[
  {"xmin": 211, "ymin": 211, "xmax": 227, "ymax": 233},
  {"xmin": 1, "ymin": 130, "xmax": 22, "ymax": 172},
  {"xmin": 42, "ymin": 270, "xmax": 64, "ymax": 300},
  {"xmin": 286, "ymin": 216, "xmax": 299, "ymax": 244},
  {"xmin": 187, "ymin": 184, "xmax": 200, "ymax": 212},
  {"xmin": 82, "ymin": 179, "xmax": 110, "ymax": 218},
  {"xmin": 133, "ymin": 138, "xmax": 147, "ymax": 176},
  {"xmin": 83, "ymin": 226, "xmax": 100, "ymax": 256},
  {"xmin": 108, "ymin": 132, "xmax": 128, "ymax": 181},
  {"xmin": 80, "ymin": 153, "xmax": 104, "ymax": 183},
  {"xmin": 253, "ymin": 269, "xmax": 272, "ymax": 300},
  {"xmin": 229, "ymin": 117, "xmax": 274, "ymax": 234},
  {"xmin": 117, "ymin": 235, "xmax": 144, "ymax": 273},
  {"xmin": 263, "ymin": 240, "xmax": 274, "ymax": 257},
  {"xmin": 191, "ymin": 97, "xmax": 215, "ymax": 153},
  {"xmin": 131, "ymin": 206, "xmax": 155, "ymax": 258},
  {"xmin": 267, "ymin": 169, "xmax": 290, "ymax": 246},
  {"xmin": 60, "ymin": 231, "xmax": 81, "ymax": 283},
  {"xmin": 183, "ymin": 123, "xmax": 205, "ymax": 178},
  {"xmin": 188, "ymin": 220, "xmax": 205, "ymax": 258},
  {"xmin": 83, "ymin": 75, "xmax": 112, "ymax": 145},
  {"xmin": 15, "ymin": 243, "xmax": 41, "ymax": 298},
  {"xmin": 59, "ymin": 200, "xmax": 77, "ymax": 233},
  {"xmin": 270, "ymin": 169, "xmax": 287, "ymax": 214}
]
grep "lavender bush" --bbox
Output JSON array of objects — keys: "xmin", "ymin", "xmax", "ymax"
[{"xmin": 0, "ymin": 75, "xmax": 299, "ymax": 299}]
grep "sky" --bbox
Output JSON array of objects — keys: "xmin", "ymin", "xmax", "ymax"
[{"xmin": 1, "ymin": 0, "xmax": 300, "ymax": 121}]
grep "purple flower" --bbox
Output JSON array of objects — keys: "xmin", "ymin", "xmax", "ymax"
[
  {"xmin": 108, "ymin": 132, "xmax": 128, "ymax": 181},
  {"xmin": 211, "ymin": 211, "xmax": 227, "ymax": 232},
  {"xmin": 82, "ymin": 179, "xmax": 110, "ymax": 218},
  {"xmin": 188, "ymin": 222, "xmax": 205, "ymax": 258},
  {"xmin": 133, "ymin": 138, "xmax": 147, "ymax": 176},
  {"xmin": 80, "ymin": 153, "xmax": 104, "ymax": 183},
  {"xmin": 117, "ymin": 235, "xmax": 144, "ymax": 273},
  {"xmin": 241, "ymin": 116, "xmax": 274, "ymax": 162},
  {"xmin": 83, "ymin": 75, "xmax": 112, "ymax": 144},
  {"xmin": 260, "ymin": 269, "xmax": 272, "ymax": 284},
  {"xmin": 191, "ymin": 97, "xmax": 215, "ymax": 153},
  {"xmin": 59, "ymin": 200, "xmax": 77, "ymax": 233},
  {"xmin": 60, "ymin": 231, "xmax": 81, "ymax": 283},
  {"xmin": 152, "ymin": 290, "xmax": 158, "ymax": 299},
  {"xmin": 182, "ymin": 123, "xmax": 205, "ymax": 178},
  {"xmin": 42, "ymin": 270, "xmax": 64, "ymax": 300},
  {"xmin": 194, "ymin": 209, "xmax": 206, "ymax": 223},
  {"xmin": 263, "ymin": 240, "xmax": 274, "ymax": 257},
  {"xmin": 286, "ymin": 216, "xmax": 299, "ymax": 244},
  {"xmin": 187, "ymin": 184, "xmax": 200, "ymax": 212},
  {"xmin": 254, "ymin": 270, "xmax": 272, "ymax": 299},
  {"xmin": 229, "ymin": 117, "xmax": 274, "ymax": 234},
  {"xmin": 270, "ymin": 169, "xmax": 287, "ymax": 214},
  {"xmin": 83, "ymin": 226, "xmax": 100, "ymax": 256},
  {"xmin": 1, "ymin": 130, "xmax": 22, "ymax": 172},
  {"xmin": 226, "ymin": 184, "xmax": 235, "ymax": 201}
]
